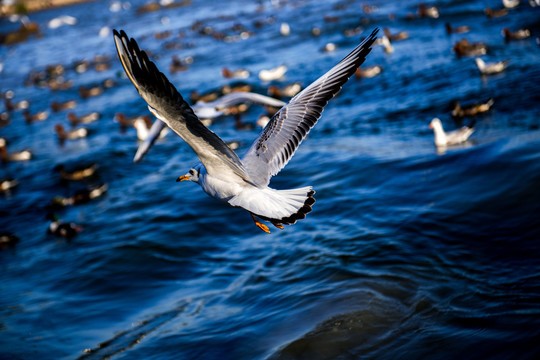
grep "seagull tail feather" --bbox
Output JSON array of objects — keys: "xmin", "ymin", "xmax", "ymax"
[{"xmin": 259, "ymin": 187, "xmax": 316, "ymax": 226}]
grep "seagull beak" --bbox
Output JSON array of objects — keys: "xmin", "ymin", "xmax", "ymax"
[
  {"xmin": 429, "ymin": 123, "xmax": 433, "ymax": 129},
  {"xmin": 176, "ymin": 175, "xmax": 190, "ymax": 182}
]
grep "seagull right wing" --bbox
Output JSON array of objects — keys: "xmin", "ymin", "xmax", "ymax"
[
  {"xmin": 113, "ymin": 30, "xmax": 248, "ymax": 180},
  {"xmin": 241, "ymin": 29, "xmax": 378, "ymax": 187}
]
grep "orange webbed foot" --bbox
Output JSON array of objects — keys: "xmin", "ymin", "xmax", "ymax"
[{"xmin": 251, "ymin": 213, "xmax": 271, "ymax": 234}]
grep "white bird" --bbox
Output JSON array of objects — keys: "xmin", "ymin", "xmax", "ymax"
[
  {"xmin": 429, "ymin": 118, "xmax": 474, "ymax": 147},
  {"xmin": 114, "ymin": 29, "xmax": 378, "ymax": 233},
  {"xmin": 48, "ymin": 15, "xmax": 77, "ymax": 29},
  {"xmin": 503, "ymin": 0, "xmax": 520, "ymax": 8},
  {"xmin": 475, "ymin": 57, "xmax": 509, "ymax": 75},
  {"xmin": 133, "ymin": 116, "xmax": 169, "ymax": 141},
  {"xmin": 376, "ymin": 35, "xmax": 394, "ymax": 54},
  {"xmin": 259, "ymin": 65, "xmax": 287, "ymax": 81},
  {"xmin": 133, "ymin": 92, "xmax": 286, "ymax": 163}
]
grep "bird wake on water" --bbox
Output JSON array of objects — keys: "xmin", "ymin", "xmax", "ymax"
[{"xmin": 113, "ymin": 28, "xmax": 378, "ymax": 233}]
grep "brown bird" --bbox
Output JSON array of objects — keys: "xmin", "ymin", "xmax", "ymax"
[
  {"xmin": 451, "ymin": 98, "xmax": 494, "ymax": 118},
  {"xmin": 23, "ymin": 109, "xmax": 49, "ymax": 124},
  {"xmin": 453, "ymin": 38, "xmax": 488, "ymax": 57},
  {"xmin": 67, "ymin": 112, "xmax": 100, "ymax": 126},
  {"xmin": 54, "ymin": 124, "xmax": 88, "ymax": 141},
  {"xmin": 50, "ymin": 100, "xmax": 77, "ymax": 112},
  {"xmin": 502, "ymin": 28, "xmax": 530, "ymax": 42},
  {"xmin": 445, "ymin": 23, "xmax": 470, "ymax": 35},
  {"xmin": 0, "ymin": 138, "xmax": 32, "ymax": 163}
]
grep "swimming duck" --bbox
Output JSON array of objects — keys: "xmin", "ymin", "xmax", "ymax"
[
  {"xmin": 154, "ymin": 30, "xmax": 171, "ymax": 40},
  {"xmin": 355, "ymin": 65, "xmax": 383, "ymax": 79},
  {"xmin": 49, "ymin": 184, "xmax": 108, "ymax": 208},
  {"xmin": 0, "ymin": 112, "xmax": 9, "ymax": 128},
  {"xmin": 47, "ymin": 214, "xmax": 82, "ymax": 239},
  {"xmin": 222, "ymin": 67, "xmax": 250, "ymax": 79},
  {"xmin": 343, "ymin": 26, "xmax": 363, "ymax": 37},
  {"xmin": 445, "ymin": 23, "xmax": 470, "ymax": 35},
  {"xmin": 169, "ymin": 55, "xmax": 192, "ymax": 73},
  {"xmin": 221, "ymin": 82, "xmax": 253, "ymax": 95},
  {"xmin": 267, "ymin": 82, "xmax": 302, "ymax": 98},
  {"xmin": 4, "ymin": 97, "xmax": 30, "ymax": 112},
  {"xmin": 23, "ymin": 109, "xmax": 49, "ymax": 124},
  {"xmin": 54, "ymin": 163, "xmax": 98, "ymax": 181},
  {"xmin": 418, "ymin": 3, "xmax": 439, "ymax": 18},
  {"xmin": 429, "ymin": 118, "xmax": 474, "ymax": 147},
  {"xmin": 475, "ymin": 58, "xmax": 509, "ymax": 75},
  {"xmin": 78, "ymin": 85, "xmax": 103, "ymax": 99},
  {"xmin": 485, "ymin": 7, "xmax": 508, "ymax": 18},
  {"xmin": 502, "ymin": 28, "xmax": 530, "ymax": 42},
  {"xmin": 0, "ymin": 138, "xmax": 32, "ymax": 163},
  {"xmin": 259, "ymin": 65, "xmax": 287, "ymax": 81},
  {"xmin": 73, "ymin": 59, "xmax": 91, "ymax": 73},
  {"xmin": 94, "ymin": 62, "xmax": 111, "ymax": 72},
  {"xmin": 102, "ymin": 78, "xmax": 116, "ymax": 89},
  {"xmin": 67, "ymin": 112, "xmax": 100, "ymax": 126},
  {"xmin": 54, "ymin": 124, "xmax": 88, "ymax": 141},
  {"xmin": 383, "ymin": 28, "xmax": 409, "ymax": 42},
  {"xmin": 114, "ymin": 113, "xmax": 152, "ymax": 130},
  {"xmin": 363, "ymin": 3, "xmax": 377, "ymax": 13},
  {"xmin": 0, "ymin": 178, "xmax": 18, "ymax": 192},
  {"xmin": 451, "ymin": 98, "xmax": 494, "ymax": 118},
  {"xmin": 453, "ymin": 38, "xmax": 488, "ymax": 57},
  {"xmin": 50, "ymin": 100, "xmax": 77, "ymax": 112},
  {"xmin": 47, "ymin": 78, "xmax": 73, "ymax": 91},
  {"xmin": 0, "ymin": 232, "xmax": 19, "ymax": 250}
]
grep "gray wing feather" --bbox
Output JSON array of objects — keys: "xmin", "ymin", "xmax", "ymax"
[
  {"xmin": 241, "ymin": 29, "xmax": 378, "ymax": 187},
  {"xmin": 113, "ymin": 30, "xmax": 248, "ymax": 180}
]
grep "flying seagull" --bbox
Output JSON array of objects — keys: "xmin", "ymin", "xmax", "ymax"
[{"xmin": 113, "ymin": 29, "xmax": 378, "ymax": 233}]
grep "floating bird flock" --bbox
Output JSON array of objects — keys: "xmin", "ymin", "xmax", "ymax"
[{"xmin": 113, "ymin": 28, "xmax": 378, "ymax": 233}]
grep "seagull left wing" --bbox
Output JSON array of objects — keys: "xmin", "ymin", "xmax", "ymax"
[
  {"xmin": 113, "ymin": 30, "xmax": 248, "ymax": 180},
  {"xmin": 241, "ymin": 29, "xmax": 378, "ymax": 187}
]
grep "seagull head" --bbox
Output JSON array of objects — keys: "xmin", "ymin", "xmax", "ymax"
[{"xmin": 176, "ymin": 163, "xmax": 204, "ymax": 184}]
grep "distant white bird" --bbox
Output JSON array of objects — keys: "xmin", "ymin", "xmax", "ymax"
[
  {"xmin": 503, "ymin": 0, "xmax": 520, "ymax": 8},
  {"xmin": 259, "ymin": 65, "xmax": 287, "ymax": 81},
  {"xmin": 114, "ymin": 28, "xmax": 378, "ymax": 232},
  {"xmin": 133, "ymin": 116, "xmax": 169, "ymax": 141},
  {"xmin": 475, "ymin": 57, "xmax": 509, "ymax": 75},
  {"xmin": 280, "ymin": 22, "xmax": 290, "ymax": 36},
  {"xmin": 48, "ymin": 15, "xmax": 77, "ymax": 29},
  {"xmin": 429, "ymin": 118, "xmax": 474, "ymax": 147},
  {"xmin": 376, "ymin": 35, "xmax": 394, "ymax": 54}
]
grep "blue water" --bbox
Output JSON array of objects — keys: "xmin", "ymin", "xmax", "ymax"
[{"xmin": 1, "ymin": 0, "xmax": 540, "ymax": 359}]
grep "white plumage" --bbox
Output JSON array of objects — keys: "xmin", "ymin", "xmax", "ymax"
[
  {"xmin": 113, "ymin": 29, "xmax": 378, "ymax": 232},
  {"xmin": 429, "ymin": 118, "xmax": 474, "ymax": 147}
]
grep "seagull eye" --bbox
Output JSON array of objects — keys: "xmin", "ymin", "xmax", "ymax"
[{"xmin": 189, "ymin": 169, "xmax": 194, "ymax": 176}]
